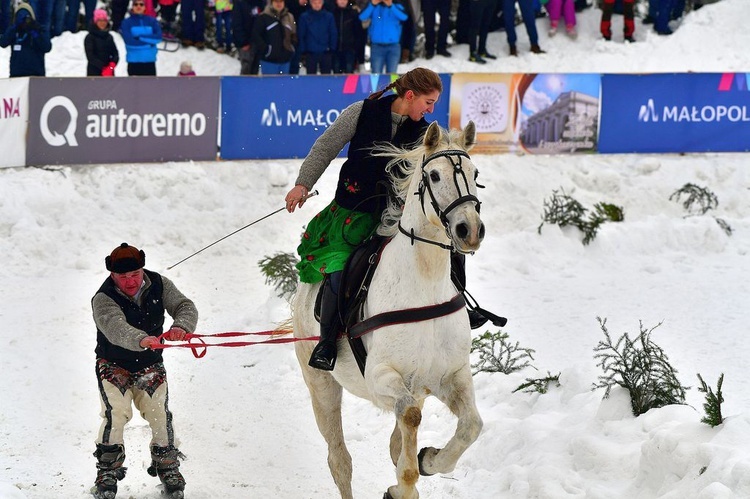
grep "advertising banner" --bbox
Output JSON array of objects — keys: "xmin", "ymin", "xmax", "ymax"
[
  {"xmin": 516, "ymin": 73, "xmax": 600, "ymax": 154},
  {"xmin": 220, "ymin": 74, "xmax": 451, "ymax": 160},
  {"xmin": 449, "ymin": 73, "xmax": 521, "ymax": 154},
  {"xmin": 599, "ymin": 73, "xmax": 750, "ymax": 153},
  {"xmin": 449, "ymin": 73, "xmax": 600, "ymax": 155},
  {"xmin": 27, "ymin": 77, "xmax": 220, "ymax": 166},
  {"xmin": 0, "ymin": 78, "xmax": 29, "ymax": 168}
]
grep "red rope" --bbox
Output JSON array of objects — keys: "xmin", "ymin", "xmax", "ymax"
[{"xmin": 153, "ymin": 331, "xmax": 319, "ymax": 358}]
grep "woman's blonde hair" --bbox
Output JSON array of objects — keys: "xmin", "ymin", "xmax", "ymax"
[{"xmin": 368, "ymin": 67, "xmax": 443, "ymax": 100}]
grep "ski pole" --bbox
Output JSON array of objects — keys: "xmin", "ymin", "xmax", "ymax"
[{"xmin": 167, "ymin": 190, "xmax": 319, "ymax": 270}]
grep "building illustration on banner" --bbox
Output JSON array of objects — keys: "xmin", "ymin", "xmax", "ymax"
[
  {"xmin": 449, "ymin": 73, "xmax": 599, "ymax": 155},
  {"xmin": 517, "ymin": 74, "xmax": 600, "ymax": 154}
]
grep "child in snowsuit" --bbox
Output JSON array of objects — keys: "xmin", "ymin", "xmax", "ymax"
[{"xmin": 547, "ymin": 0, "xmax": 577, "ymax": 39}]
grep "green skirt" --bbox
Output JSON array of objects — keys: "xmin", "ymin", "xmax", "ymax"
[{"xmin": 296, "ymin": 200, "xmax": 380, "ymax": 284}]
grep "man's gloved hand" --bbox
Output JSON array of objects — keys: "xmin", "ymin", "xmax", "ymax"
[
  {"xmin": 163, "ymin": 327, "xmax": 187, "ymax": 341},
  {"xmin": 140, "ymin": 336, "xmax": 161, "ymax": 350}
]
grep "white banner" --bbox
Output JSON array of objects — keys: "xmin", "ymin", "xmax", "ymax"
[{"xmin": 0, "ymin": 77, "xmax": 29, "ymax": 168}]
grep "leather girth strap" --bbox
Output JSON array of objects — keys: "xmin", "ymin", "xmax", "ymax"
[{"xmin": 348, "ymin": 294, "xmax": 466, "ymax": 340}]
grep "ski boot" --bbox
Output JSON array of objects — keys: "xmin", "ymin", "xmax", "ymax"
[
  {"xmin": 147, "ymin": 445, "xmax": 185, "ymax": 498},
  {"xmin": 91, "ymin": 444, "xmax": 127, "ymax": 499}
]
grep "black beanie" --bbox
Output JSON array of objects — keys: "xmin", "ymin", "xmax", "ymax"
[{"xmin": 105, "ymin": 243, "xmax": 146, "ymax": 273}]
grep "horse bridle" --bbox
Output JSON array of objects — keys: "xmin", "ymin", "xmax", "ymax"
[{"xmin": 398, "ymin": 149, "xmax": 482, "ymax": 252}]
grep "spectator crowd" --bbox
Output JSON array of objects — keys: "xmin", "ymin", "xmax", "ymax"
[{"xmin": 0, "ymin": 0, "xmax": 724, "ymax": 77}]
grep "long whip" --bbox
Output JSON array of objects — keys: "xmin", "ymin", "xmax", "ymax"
[{"xmin": 167, "ymin": 190, "xmax": 319, "ymax": 270}]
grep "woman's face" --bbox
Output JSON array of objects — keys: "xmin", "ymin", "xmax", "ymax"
[
  {"xmin": 406, "ymin": 89, "xmax": 440, "ymax": 121},
  {"xmin": 271, "ymin": 0, "xmax": 285, "ymax": 9}
]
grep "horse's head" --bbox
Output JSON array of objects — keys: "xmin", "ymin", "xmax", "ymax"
[{"xmin": 417, "ymin": 120, "xmax": 484, "ymax": 254}]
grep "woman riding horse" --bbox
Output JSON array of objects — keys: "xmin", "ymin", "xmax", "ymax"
[
  {"xmin": 292, "ymin": 120, "xmax": 484, "ymax": 499},
  {"xmin": 285, "ymin": 67, "xmax": 488, "ymax": 372}
]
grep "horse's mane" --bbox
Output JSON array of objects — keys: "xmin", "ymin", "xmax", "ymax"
[{"xmin": 374, "ymin": 125, "xmax": 466, "ymax": 237}]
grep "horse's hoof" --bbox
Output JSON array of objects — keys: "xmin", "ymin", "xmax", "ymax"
[{"xmin": 418, "ymin": 447, "xmax": 438, "ymax": 476}]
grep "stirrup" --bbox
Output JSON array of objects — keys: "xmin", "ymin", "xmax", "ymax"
[
  {"xmin": 468, "ymin": 306, "xmax": 507, "ymax": 329},
  {"xmin": 468, "ymin": 309, "xmax": 488, "ymax": 330},
  {"xmin": 461, "ymin": 288, "xmax": 508, "ymax": 329}
]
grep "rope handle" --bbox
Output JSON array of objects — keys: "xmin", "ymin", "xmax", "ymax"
[{"xmin": 152, "ymin": 330, "xmax": 319, "ymax": 358}]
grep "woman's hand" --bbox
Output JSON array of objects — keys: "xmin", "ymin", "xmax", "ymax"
[{"xmin": 285, "ymin": 184, "xmax": 309, "ymax": 213}]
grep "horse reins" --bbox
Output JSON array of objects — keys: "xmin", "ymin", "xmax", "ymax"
[
  {"xmin": 398, "ymin": 149, "xmax": 482, "ymax": 252},
  {"xmin": 151, "ymin": 330, "xmax": 316, "ymax": 358}
]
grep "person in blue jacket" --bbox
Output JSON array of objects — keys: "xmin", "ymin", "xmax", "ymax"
[
  {"xmin": 0, "ymin": 2, "xmax": 52, "ymax": 77},
  {"xmin": 297, "ymin": 0, "xmax": 336, "ymax": 74},
  {"xmin": 359, "ymin": 0, "xmax": 407, "ymax": 74},
  {"xmin": 120, "ymin": 0, "xmax": 162, "ymax": 75},
  {"xmin": 649, "ymin": 0, "xmax": 676, "ymax": 35}
]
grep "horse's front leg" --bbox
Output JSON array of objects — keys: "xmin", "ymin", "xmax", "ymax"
[
  {"xmin": 418, "ymin": 365, "xmax": 483, "ymax": 476},
  {"xmin": 295, "ymin": 345, "xmax": 354, "ymax": 499},
  {"xmin": 370, "ymin": 365, "xmax": 421, "ymax": 499},
  {"xmin": 389, "ymin": 421, "xmax": 401, "ymax": 467}
]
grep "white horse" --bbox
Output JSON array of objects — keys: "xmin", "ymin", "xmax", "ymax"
[{"xmin": 292, "ymin": 121, "xmax": 484, "ymax": 499}]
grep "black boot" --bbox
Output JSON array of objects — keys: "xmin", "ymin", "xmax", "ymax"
[
  {"xmin": 92, "ymin": 444, "xmax": 127, "ymax": 499},
  {"xmin": 309, "ymin": 273, "xmax": 342, "ymax": 371},
  {"xmin": 147, "ymin": 445, "xmax": 185, "ymax": 498}
]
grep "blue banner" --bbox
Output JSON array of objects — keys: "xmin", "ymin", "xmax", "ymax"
[
  {"xmin": 599, "ymin": 73, "xmax": 750, "ymax": 153},
  {"xmin": 220, "ymin": 74, "xmax": 451, "ymax": 160}
]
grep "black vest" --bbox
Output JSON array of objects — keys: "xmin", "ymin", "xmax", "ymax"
[
  {"xmin": 94, "ymin": 269, "xmax": 165, "ymax": 373},
  {"xmin": 334, "ymin": 95, "xmax": 428, "ymax": 213}
]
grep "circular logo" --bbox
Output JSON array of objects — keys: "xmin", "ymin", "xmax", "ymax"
[
  {"xmin": 40, "ymin": 96, "xmax": 79, "ymax": 147},
  {"xmin": 461, "ymin": 83, "xmax": 508, "ymax": 133}
]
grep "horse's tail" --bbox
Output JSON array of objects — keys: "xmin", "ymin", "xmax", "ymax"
[{"xmin": 272, "ymin": 318, "xmax": 294, "ymax": 336}]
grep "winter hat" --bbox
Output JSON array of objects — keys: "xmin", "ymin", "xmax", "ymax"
[
  {"xmin": 15, "ymin": 2, "xmax": 35, "ymax": 22},
  {"xmin": 179, "ymin": 61, "xmax": 193, "ymax": 74},
  {"xmin": 93, "ymin": 9, "xmax": 109, "ymax": 22},
  {"xmin": 105, "ymin": 243, "xmax": 146, "ymax": 273}
]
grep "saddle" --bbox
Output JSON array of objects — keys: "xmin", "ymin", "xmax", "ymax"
[
  {"xmin": 313, "ymin": 236, "xmax": 507, "ymax": 377},
  {"xmin": 314, "ymin": 235, "xmax": 388, "ymax": 375}
]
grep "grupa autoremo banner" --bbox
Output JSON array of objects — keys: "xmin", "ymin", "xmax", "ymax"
[{"xmin": 26, "ymin": 77, "xmax": 220, "ymax": 166}]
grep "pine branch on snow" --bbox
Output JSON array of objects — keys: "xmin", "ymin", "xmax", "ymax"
[
  {"xmin": 697, "ymin": 372, "xmax": 725, "ymax": 427},
  {"xmin": 471, "ymin": 330, "xmax": 536, "ymax": 375},
  {"xmin": 593, "ymin": 317, "xmax": 689, "ymax": 416}
]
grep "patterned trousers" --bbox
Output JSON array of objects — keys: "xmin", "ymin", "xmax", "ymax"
[{"xmin": 95, "ymin": 359, "xmax": 177, "ymax": 448}]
